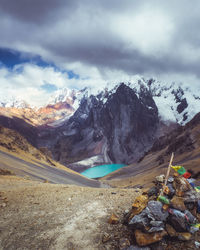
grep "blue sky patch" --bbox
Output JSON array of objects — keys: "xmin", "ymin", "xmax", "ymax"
[
  {"xmin": 0, "ymin": 47, "xmax": 80, "ymax": 80},
  {"xmin": 0, "ymin": 48, "xmax": 26, "ymax": 68},
  {"xmin": 41, "ymin": 82, "xmax": 58, "ymax": 93},
  {"xmin": 67, "ymin": 70, "xmax": 79, "ymax": 79}
]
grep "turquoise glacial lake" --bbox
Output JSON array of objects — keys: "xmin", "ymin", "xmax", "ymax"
[{"xmin": 81, "ymin": 164, "xmax": 126, "ymax": 178}]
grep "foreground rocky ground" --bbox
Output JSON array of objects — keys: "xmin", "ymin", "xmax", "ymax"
[
  {"xmin": 1, "ymin": 171, "xmax": 200, "ymax": 250},
  {"xmin": 0, "ymin": 175, "xmax": 141, "ymax": 250}
]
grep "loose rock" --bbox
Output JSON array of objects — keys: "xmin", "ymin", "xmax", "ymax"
[
  {"xmin": 166, "ymin": 224, "xmax": 177, "ymax": 237},
  {"xmin": 119, "ymin": 238, "xmax": 130, "ymax": 249},
  {"xmin": 102, "ymin": 233, "xmax": 111, "ymax": 243},
  {"xmin": 126, "ymin": 246, "xmax": 150, "ymax": 250},
  {"xmin": 170, "ymin": 196, "xmax": 186, "ymax": 211},
  {"xmin": 173, "ymin": 176, "xmax": 191, "ymax": 196},
  {"xmin": 129, "ymin": 210, "xmax": 150, "ymax": 230},
  {"xmin": 195, "ymin": 241, "xmax": 200, "ymax": 248},
  {"xmin": 155, "ymin": 175, "xmax": 165, "ymax": 183},
  {"xmin": 177, "ymin": 232, "xmax": 192, "ymax": 241},
  {"xmin": 168, "ymin": 209, "xmax": 187, "ymax": 232},
  {"xmin": 134, "ymin": 229, "xmax": 167, "ymax": 246},
  {"xmin": 148, "ymin": 186, "xmax": 159, "ymax": 197},
  {"xmin": 108, "ymin": 213, "xmax": 119, "ymax": 224},
  {"xmin": 1, "ymin": 203, "xmax": 6, "ymax": 208},
  {"xmin": 147, "ymin": 201, "xmax": 169, "ymax": 221},
  {"xmin": 131, "ymin": 195, "xmax": 148, "ymax": 216},
  {"xmin": 123, "ymin": 170, "xmax": 200, "ymax": 249}
]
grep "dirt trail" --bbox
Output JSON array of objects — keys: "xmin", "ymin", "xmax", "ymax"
[{"xmin": 0, "ymin": 176, "xmax": 141, "ymax": 250}]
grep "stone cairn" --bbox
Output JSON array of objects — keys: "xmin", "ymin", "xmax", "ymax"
[{"xmin": 122, "ymin": 161, "xmax": 200, "ymax": 249}]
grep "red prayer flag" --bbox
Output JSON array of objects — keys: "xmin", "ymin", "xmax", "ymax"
[{"xmin": 183, "ymin": 172, "xmax": 191, "ymax": 179}]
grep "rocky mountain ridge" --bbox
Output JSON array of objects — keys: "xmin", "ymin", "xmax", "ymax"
[
  {"xmin": 38, "ymin": 79, "xmax": 200, "ymax": 167},
  {"xmin": 1, "ymin": 78, "xmax": 200, "ymax": 169},
  {"xmin": 95, "ymin": 78, "xmax": 200, "ymax": 125},
  {"xmin": 37, "ymin": 82, "xmax": 160, "ymax": 167},
  {"xmin": 0, "ymin": 88, "xmax": 77, "ymax": 126},
  {"xmin": 1, "ymin": 78, "xmax": 200, "ymax": 126}
]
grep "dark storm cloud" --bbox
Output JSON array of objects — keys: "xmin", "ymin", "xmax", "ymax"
[
  {"xmin": 1, "ymin": 0, "xmax": 200, "ymax": 79},
  {"xmin": 0, "ymin": 0, "xmax": 77, "ymax": 23}
]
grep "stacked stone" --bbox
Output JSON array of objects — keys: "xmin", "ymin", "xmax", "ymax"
[{"xmin": 126, "ymin": 172, "xmax": 200, "ymax": 247}]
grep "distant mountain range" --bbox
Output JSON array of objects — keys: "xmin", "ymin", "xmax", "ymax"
[
  {"xmin": 0, "ymin": 88, "xmax": 77, "ymax": 127},
  {"xmin": 1, "ymin": 77, "xmax": 200, "ymax": 171},
  {"xmin": 0, "ymin": 98, "xmax": 30, "ymax": 109}
]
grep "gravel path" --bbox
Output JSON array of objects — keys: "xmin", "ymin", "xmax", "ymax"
[{"xmin": 0, "ymin": 176, "xmax": 141, "ymax": 250}]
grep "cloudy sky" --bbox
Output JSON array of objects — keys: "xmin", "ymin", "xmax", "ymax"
[{"xmin": 0, "ymin": 0, "xmax": 200, "ymax": 106}]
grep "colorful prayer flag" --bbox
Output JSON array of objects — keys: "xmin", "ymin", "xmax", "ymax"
[{"xmin": 171, "ymin": 165, "xmax": 182, "ymax": 171}]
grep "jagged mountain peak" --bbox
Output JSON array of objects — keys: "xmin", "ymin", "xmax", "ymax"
[
  {"xmin": 74, "ymin": 79, "xmax": 200, "ymax": 125},
  {"xmin": 99, "ymin": 78, "xmax": 200, "ymax": 125},
  {"xmin": 71, "ymin": 79, "xmax": 199, "ymax": 127},
  {"xmin": 48, "ymin": 87, "xmax": 77, "ymax": 105},
  {"xmin": 1, "ymin": 76, "xmax": 200, "ymax": 128},
  {"xmin": 1, "ymin": 76, "xmax": 200, "ymax": 171}
]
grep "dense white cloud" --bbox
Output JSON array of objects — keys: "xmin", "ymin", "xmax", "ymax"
[
  {"xmin": 0, "ymin": 61, "xmax": 199, "ymax": 107},
  {"xmin": 0, "ymin": 64, "xmax": 68, "ymax": 106},
  {"xmin": 112, "ymin": 7, "xmax": 174, "ymax": 55},
  {"xmin": 0, "ymin": 0, "xmax": 200, "ymax": 105},
  {"xmin": 0, "ymin": 63, "xmax": 108, "ymax": 106}
]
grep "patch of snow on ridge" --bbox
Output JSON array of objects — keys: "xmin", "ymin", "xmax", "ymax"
[
  {"xmin": 48, "ymin": 87, "xmax": 79, "ymax": 106},
  {"xmin": 154, "ymin": 96, "xmax": 176, "ymax": 123},
  {"xmin": 151, "ymin": 80, "xmax": 200, "ymax": 125},
  {"xmin": 78, "ymin": 76, "xmax": 200, "ymax": 125},
  {"xmin": 0, "ymin": 97, "xmax": 31, "ymax": 108},
  {"xmin": 183, "ymin": 90, "xmax": 200, "ymax": 122},
  {"xmin": 72, "ymin": 155, "xmax": 104, "ymax": 168}
]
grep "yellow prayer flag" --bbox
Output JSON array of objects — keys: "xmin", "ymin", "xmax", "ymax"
[
  {"xmin": 195, "ymin": 187, "xmax": 200, "ymax": 193},
  {"xmin": 171, "ymin": 165, "xmax": 182, "ymax": 171}
]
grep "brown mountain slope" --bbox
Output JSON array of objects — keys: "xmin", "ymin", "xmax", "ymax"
[
  {"xmin": 102, "ymin": 112, "xmax": 200, "ymax": 188},
  {"xmin": 0, "ymin": 125, "xmax": 100, "ymax": 187},
  {"xmin": 0, "ymin": 100, "xmax": 74, "ymax": 127},
  {"xmin": 0, "ymin": 124, "xmax": 53, "ymax": 165}
]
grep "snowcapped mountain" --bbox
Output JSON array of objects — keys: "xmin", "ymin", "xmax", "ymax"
[
  {"xmin": 0, "ymin": 97, "xmax": 30, "ymax": 109},
  {"xmin": 0, "ymin": 89, "xmax": 77, "ymax": 126},
  {"xmin": 0, "ymin": 77, "xmax": 200, "ymax": 128},
  {"xmin": 36, "ymin": 78, "xmax": 200, "ymax": 168},
  {"xmin": 78, "ymin": 77, "xmax": 200, "ymax": 125},
  {"xmin": 1, "ymin": 76, "xmax": 200, "ymax": 168},
  {"xmin": 145, "ymin": 79, "xmax": 200, "ymax": 125},
  {"xmin": 48, "ymin": 87, "xmax": 76, "ymax": 105},
  {"xmin": 48, "ymin": 87, "xmax": 94, "ymax": 111}
]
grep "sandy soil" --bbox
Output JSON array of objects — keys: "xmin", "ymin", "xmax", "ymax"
[{"xmin": 0, "ymin": 176, "xmax": 141, "ymax": 250}]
